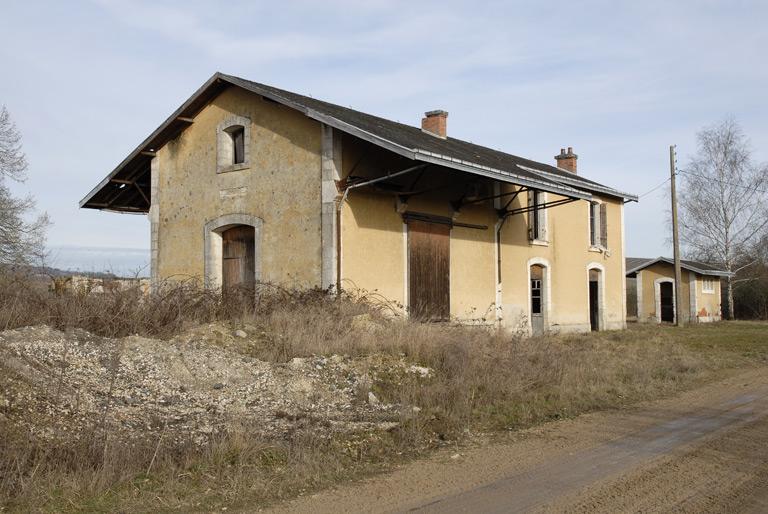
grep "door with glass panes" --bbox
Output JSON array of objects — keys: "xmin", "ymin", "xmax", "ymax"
[{"xmin": 530, "ymin": 264, "xmax": 545, "ymax": 335}]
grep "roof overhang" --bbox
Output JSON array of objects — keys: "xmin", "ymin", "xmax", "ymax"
[
  {"xmin": 626, "ymin": 257, "xmax": 734, "ymax": 277},
  {"xmin": 81, "ymin": 72, "xmax": 636, "ymax": 211}
]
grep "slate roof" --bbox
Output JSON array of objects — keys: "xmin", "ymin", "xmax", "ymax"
[
  {"xmin": 626, "ymin": 257, "xmax": 733, "ymax": 277},
  {"xmin": 80, "ymin": 72, "xmax": 638, "ymax": 211}
]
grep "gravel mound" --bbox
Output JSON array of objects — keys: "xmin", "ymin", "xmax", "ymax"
[{"xmin": 0, "ymin": 325, "xmax": 422, "ymax": 446}]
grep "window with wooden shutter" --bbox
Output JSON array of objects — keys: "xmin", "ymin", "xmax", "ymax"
[
  {"xmin": 599, "ymin": 203, "xmax": 608, "ymax": 248},
  {"xmin": 589, "ymin": 202, "xmax": 598, "ymax": 247},
  {"xmin": 527, "ymin": 191, "xmax": 535, "ymax": 241},
  {"xmin": 528, "ymin": 191, "xmax": 547, "ymax": 242}
]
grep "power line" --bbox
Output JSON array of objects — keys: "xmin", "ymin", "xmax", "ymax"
[{"xmin": 637, "ymin": 176, "xmax": 672, "ymax": 198}]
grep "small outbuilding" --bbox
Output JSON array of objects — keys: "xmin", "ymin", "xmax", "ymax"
[{"xmin": 625, "ymin": 257, "xmax": 732, "ymax": 324}]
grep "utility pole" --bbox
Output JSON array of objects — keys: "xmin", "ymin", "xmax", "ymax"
[{"xmin": 670, "ymin": 145, "xmax": 683, "ymax": 326}]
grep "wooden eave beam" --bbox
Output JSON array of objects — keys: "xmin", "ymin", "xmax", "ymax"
[
  {"xmin": 501, "ymin": 197, "xmax": 579, "ymax": 218},
  {"xmin": 133, "ymin": 182, "xmax": 150, "ymax": 205}
]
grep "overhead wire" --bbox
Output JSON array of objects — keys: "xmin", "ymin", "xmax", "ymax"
[{"xmin": 637, "ymin": 176, "xmax": 672, "ymax": 198}]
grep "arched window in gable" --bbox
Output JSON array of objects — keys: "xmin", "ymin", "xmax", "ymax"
[{"xmin": 217, "ymin": 115, "xmax": 251, "ymax": 173}]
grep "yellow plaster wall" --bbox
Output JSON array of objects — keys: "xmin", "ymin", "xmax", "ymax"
[
  {"xmin": 155, "ymin": 86, "xmax": 322, "ymax": 286},
  {"xmin": 448, "ymin": 204, "xmax": 497, "ymax": 320},
  {"xmin": 498, "ymin": 191, "xmax": 626, "ymax": 332},
  {"xmin": 340, "ymin": 192, "xmax": 499, "ymax": 322},
  {"xmin": 340, "ymin": 193, "xmax": 406, "ymax": 305},
  {"xmin": 694, "ymin": 276, "xmax": 723, "ymax": 321},
  {"xmin": 339, "ymin": 140, "xmax": 627, "ymax": 331}
]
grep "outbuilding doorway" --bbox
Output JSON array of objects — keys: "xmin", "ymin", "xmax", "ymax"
[{"xmin": 660, "ymin": 281, "xmax": 675, "ymax": 323}]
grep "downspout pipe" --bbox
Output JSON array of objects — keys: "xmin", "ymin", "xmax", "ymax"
[{"xmin": 495, "ymin": 216, "xmax": 507, "ymax": 326}]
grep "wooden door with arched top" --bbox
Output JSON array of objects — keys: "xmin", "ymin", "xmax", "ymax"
[{"xmin": 222, "ymin": 225, "xmax": 255, "ymax": 290}]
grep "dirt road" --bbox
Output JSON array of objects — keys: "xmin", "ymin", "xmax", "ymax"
[{"xmin": 271, "ymin": 367, "xmax": 768, "ymax": 513}]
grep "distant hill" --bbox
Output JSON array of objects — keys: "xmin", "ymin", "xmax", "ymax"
[{"xmin": 44, "ymin": 246, "xmax": 150, "ymax": 278}]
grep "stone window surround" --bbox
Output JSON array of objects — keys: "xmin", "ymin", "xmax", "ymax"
[{"xmin": 217, "ymin": 115, "xmax": 252, "ymax": 174}]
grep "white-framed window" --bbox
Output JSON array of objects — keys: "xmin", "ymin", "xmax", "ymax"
[
  {"xmin": 702, "ymin": 277, "xmax": 716, "ymax": 293},
  {"xmin": 217, "ymin": 115, "xmax": 251, "ymax": 173},
  {"xmin": 528, "ymin": 190, "xmax": 548, "ymax": 243},
  {"xmin": 589, "ymin": 201, "xmax": 607, "ymax": 249}
]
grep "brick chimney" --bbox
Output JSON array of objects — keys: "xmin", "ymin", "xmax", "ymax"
[
  {"xmin": 554, "ymin": 147, "xmax": 578, "ymax": 173},
  {"xmin": 421, "ymin": 110, "xmax": 448, "ymax": 138}
]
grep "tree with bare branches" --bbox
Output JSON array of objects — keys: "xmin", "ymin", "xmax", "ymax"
[
  {"xmin": 678, "ymin": 118, "xmax": 768, "ymax": 319},
  {"xmin": 0, "ymin": 105, "xmax": 49, "ymax": 265}
]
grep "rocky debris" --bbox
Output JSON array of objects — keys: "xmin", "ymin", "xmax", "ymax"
[
  {"xmin": 408, "ymin": 365, "xmax": 432, "ymax": 378},
  {"xmin": 0, "ymin": 325, "xmax": 431, "ymax": 447}
]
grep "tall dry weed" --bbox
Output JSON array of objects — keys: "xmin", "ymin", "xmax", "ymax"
[{"xmin": 0, "ymin": 271, "xmax": 740, "ymax": 512}]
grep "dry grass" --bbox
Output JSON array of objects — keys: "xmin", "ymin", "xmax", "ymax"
[{"xmin": 1, "ymin": 271, "xmax": 766, "ymax": 512}]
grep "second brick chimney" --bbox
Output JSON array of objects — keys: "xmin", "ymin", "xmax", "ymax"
[
  {"xmin": 554, "ymin": 147, "xmax": 578, "ymax": 173},
  {"xmin": 421, "ymin": 110, "xmax": 448, "ymax": 138}
]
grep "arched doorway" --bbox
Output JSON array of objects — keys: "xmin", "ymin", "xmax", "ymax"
[
  {"xmin": 530, "ymin": 263, "xmax": 546, "ymax": 335},
  {"xmin": 659, "ymin": 281, "xmax": 675, "ymax": 323},
  {"xmin": 222, "ymin": 225, "xmax": 255, "ymax": 290},
  {"xmin": 588, "ymin": 268, "xmax": 601, "ymax": 331},
  {"xmin": 203, "ymin": 214, "xmax": 263, "ymax": 290}
]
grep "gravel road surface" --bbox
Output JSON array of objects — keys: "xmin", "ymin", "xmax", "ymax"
[{"xmin": 271, "ymin": 367, "xmax": 768, "ymax": 513}]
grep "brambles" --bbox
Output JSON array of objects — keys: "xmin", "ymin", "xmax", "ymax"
[{"xmin": 0, "ymin": 272, "xmax": 765, "ymax": 512}]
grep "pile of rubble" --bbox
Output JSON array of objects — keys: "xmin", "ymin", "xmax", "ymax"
[{"xmin": 0, "ymin": 325, "xmax": 430, "ymax": 446}]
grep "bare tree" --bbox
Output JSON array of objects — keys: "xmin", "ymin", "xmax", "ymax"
[
  {"xmin": 0, "ymin": 105, "xmax": 49, "ymax": 265},
  {"xmin": 678, "ymin": 118, "xmax": 768, "ymax": 319}
]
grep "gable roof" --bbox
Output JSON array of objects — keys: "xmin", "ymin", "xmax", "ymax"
[
  {"xmin": 80, "ymin": 72, "xmax": 638, "ymax": 211},
  {"xmin": 626, "ymin": 257, "xmax": 734, "ymax": 277}
]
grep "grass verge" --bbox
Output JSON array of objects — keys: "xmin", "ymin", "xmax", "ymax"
[{"xmin": 1, "ymin": 275, "xmax": 766, "ymax": 512}]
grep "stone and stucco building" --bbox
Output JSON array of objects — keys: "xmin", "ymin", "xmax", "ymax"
[
  {"xmin": 81, "ymin": 73, "xmax": 638, "ymax": 334},
  {"xmin": 625, "ymin": 257, "xmax": 731, "ymax": 323}
]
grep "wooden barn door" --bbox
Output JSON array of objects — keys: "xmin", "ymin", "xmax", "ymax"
[
  {"xmin": 408, "ymin": 220, "xmax": 450, "ymax": 321},
  {"xmin": 222, "ymin": 226, "xmax": 255, "ymax": 290}
]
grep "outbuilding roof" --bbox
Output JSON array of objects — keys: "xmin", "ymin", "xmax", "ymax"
[
  {"xmin": 80, "ymin": 72, "xmax": 638, "ymax": 212},
  {"xmin": 626, "ymin": 257, "xmax": 734, "ymax": 277}
]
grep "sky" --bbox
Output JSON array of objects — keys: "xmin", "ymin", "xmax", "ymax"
[{"xmin": 1, "ymin": 0, "xmax": 767, "ymax": 273}]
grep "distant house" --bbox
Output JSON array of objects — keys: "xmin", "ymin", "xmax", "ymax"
[
  {"xmin": 80, "ymin": 72, "xmax": 637, "ymax": 334},
  {"xmin": 625, "ymin": 257, "xmax": 733, "ymax": 323}
]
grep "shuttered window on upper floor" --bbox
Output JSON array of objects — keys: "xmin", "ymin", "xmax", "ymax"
[{"xmin": 590, "ymin": 201, "xmax": 608, "ymax": 249}]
